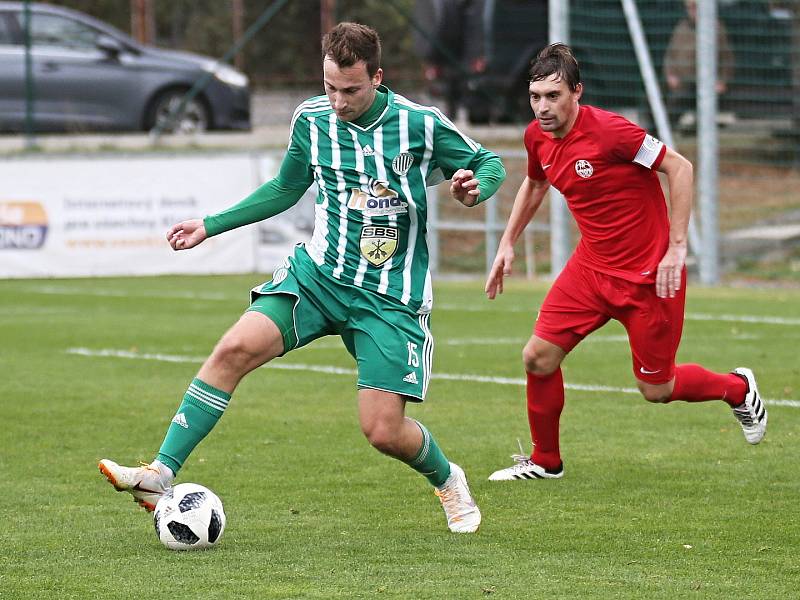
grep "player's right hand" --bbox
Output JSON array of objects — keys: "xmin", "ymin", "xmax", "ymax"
[
  {"xmin": 167, "ymin": 218, "xmax": 207, "ymax": 251},
  {"xmin": 485, "ymin": 244, "xmax": 515, "ymax": 299}
]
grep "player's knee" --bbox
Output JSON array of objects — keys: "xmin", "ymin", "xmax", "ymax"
[
  {"xmin": 638, "ymin": 383, "xmax": 671, "ymax": 404},
  {"xmin": 522, "ymin": 346, "xmax": 559, "ymax": 377},
  {"xmin": 362, "ymin": 421, "xmax": 399, "ymax": 455},
  {"xmin": 209, "ymin": 334, "xmax": 264, "ymax": 372}
]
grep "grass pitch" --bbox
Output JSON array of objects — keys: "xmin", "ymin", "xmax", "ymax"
[{"xmin": 1, "ymin": 275, "xmax": 798, "ymax": 599}]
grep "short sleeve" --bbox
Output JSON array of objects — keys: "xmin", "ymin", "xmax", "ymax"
[
  {"xmin": 605, "ymin": 112, "xmax": 666, "ymax": 169},
  {"xmin": 524, "ymin": 122, "xmax": 546, "ymax": 180}
]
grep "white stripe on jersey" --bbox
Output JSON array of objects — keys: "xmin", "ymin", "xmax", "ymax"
[
  {"xmin": 373, "ymin": 126, "xmax": 394, "ymax": 295},
  {"xmin": 633, "ymin": 134, "xmax": 665, "ymax": 169},
  {"xmin": 289, "ymin": 97, "xmax": 330, "ymax": 140},
  {"xmin": 418, "ymin": 313, "xmax": 433, "ymax": 399},
  {"xmin": 350, "ymin": 129, "xmax": 370, "ymax": 287},
  {"xmin": 393, "ymin": 95, "xmax": 479, "ymax": 152},
  {"xmin": 399, "ymin": 110, "xmax": 418, "ymax": 305},
  {"xmin": 307, "ymin": 117, "xmax": 328, "ymax": 264},
  {"xmin": 329, "ymin": 113, "xmax": 349, "ymax": 279},
  {"xmin": 418, "ymin": 115, "xmax": 435, "ymax": 314}
]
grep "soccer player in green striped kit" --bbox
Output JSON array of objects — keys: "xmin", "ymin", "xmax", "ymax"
[{"xmin": 99, "ymin": 22, "xmax": 505, "ymax": 533}]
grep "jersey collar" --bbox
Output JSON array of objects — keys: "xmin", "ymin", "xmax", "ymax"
[{"xmin": 344, "ymin": 85, "xmax": 392, "ymax": 132}]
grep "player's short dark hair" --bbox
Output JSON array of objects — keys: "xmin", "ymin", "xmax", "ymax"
[
  {"xmin": 322, "ymin": 22, "xmax": 382, "ymax": 77},
  {"xmin": 529, "ymin": 43, "xmax": 581, "ymax": 91}
]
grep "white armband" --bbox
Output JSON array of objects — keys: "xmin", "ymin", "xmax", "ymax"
[{"xmin": 633, "ymin": 134, "xmax": 664, "ymax": 169}]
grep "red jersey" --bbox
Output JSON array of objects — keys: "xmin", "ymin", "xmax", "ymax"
[{"xmin": 525, "ymin": 105, "xmax": 669, "ymax": 284}]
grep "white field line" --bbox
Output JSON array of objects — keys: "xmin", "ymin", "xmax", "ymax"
[
  {"xmin": 17, "ymin": 285, "xmax": 800, "ymax": 326},
  {"xmin": 439, "ymin": 304, "xmax": 800, "ymax": 326},
  {"xmin": 66, "ymin": 347, "xmax": 800, "ymax": 408}
]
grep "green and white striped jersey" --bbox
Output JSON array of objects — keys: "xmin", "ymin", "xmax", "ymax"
[{"xmin": 288, "ymin": 86, "xmax": 499, "ymax": 314}]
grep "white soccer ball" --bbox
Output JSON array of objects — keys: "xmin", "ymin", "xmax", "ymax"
[{"xmin": 153, "ymin": 483, "xmax": 226, "ymax": 550}]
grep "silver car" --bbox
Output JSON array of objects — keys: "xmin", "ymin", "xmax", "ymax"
[{"xmin": 0, "ymin": 2, "xmax": 251, "ymax": 132}]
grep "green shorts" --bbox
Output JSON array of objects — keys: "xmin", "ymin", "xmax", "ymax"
[{"xmin": 247, "ymin": 247, "xmax": 432, "ymax": 401}]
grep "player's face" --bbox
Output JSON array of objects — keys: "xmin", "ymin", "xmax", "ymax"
[
  {"xmin": 323, "ymin": 56, "xmax": 383, "ymax": 122},
  {"xmin": 529, "ymin": 74, "xmax": 583, "ymax": 138}
]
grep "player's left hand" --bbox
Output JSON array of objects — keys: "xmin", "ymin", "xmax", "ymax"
[
  {"xmin": 450, "ymin": 169, "xmax": 481, "ymax": 207},
  {"xmin": 656, "ymin": 242, "xmax": 687, "ymax": 298}
]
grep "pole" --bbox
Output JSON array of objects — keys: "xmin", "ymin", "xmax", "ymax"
[
  {"xmin": 548, "ymin": 0, "xmax": 570, "ymax": 278},
  {"xmin": 621, "ymin": 0, "xmax": 701, "ymax": 260},
  {"xmin": 697, "ymin": 0, "xmax": 719, "ymax": 284},
  {"xmin": 23, "ymin": 0, "xmax": 35, "ymax": 149}
]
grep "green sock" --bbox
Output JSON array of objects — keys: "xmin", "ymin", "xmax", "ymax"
[
  {"xmin": 155, "ymin": 378, "xmax": 230, "ymax": 475},
  {"xmin": 407, "ymin": 421, "xmax": 452, "ymax": 488}
]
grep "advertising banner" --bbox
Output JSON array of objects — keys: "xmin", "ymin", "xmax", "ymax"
[{"xmin": 0, "ymin": 153, "xmax": 267, "ymax": 278}]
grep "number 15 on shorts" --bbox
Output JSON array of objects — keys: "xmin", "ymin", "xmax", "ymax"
[{"xmin": 407, "ymin": 342, "xmax": 419, "ymax": 367}]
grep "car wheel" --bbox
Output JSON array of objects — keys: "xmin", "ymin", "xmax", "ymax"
[{"xmin": 147, "ymin": 91, "xmax": 209, "ymax": 133}]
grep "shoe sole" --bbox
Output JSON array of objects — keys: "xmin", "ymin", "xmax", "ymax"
[{"xmin": 98, "ymin": 461, "xmax": 158, "ymax": 512}]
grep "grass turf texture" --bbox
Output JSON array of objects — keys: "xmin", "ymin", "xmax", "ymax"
[{"xmin": 1, "ymin": 275, "xmax": 798, "ymax": 599}]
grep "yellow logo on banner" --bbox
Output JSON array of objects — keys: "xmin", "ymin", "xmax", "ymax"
[{"xmin": 360, "ymin": 225, "xmax": 398, "ymax": 267}]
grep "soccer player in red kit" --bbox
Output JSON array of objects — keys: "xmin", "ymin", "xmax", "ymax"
[{"xmin": 485, "ymin": 43, "xmax": 767, "ymax": 481}]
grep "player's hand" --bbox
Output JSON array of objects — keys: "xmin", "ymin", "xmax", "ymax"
[
  {"xmin": 167, "ymin": 219, "xmax": 207, "ymax": 251},
  {"xmin": 485, "ymin": 243, "xmax": 515, "ymax": 299},
  {"xmin": 450, "ymin": 169, "xmax": 481, "ymax": 207},
  {"xmin": 655, "ymin": 242, "xmax": 687, "ymax": 298}
]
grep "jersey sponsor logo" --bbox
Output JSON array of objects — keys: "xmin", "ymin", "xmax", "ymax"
[
  {"xmin": 347, "ymin": 179, "xmax": 408, "ymax": 216},
  {"xmin": 575, "ymin": 160, "xmax": 593, "ymax": 179},
  {"xmin": 0, "ymin": 201, "xmax": 48, "ymax": 250},
  {"xmin": 391, "ymin": 152, "xmax": 414, "ymax": 176},
  {"xmin": 360, "ymin": 225, "xmax": 398, "ymax": 266}
]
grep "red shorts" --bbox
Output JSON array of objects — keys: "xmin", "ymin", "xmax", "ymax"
[{"xmin": 534, "ymin": 259, "xmax": 686, "ymax": 384}]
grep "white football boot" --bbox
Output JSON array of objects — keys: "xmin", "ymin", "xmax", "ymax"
[
  {"xmin": 488, "ymin": 454, "xmax": 564, "ymax": 481},
  {"xmin": 731, "ymin": 367, "xmax": 768, "ymax": 444},
  {"xmin": 98, "ymin": 459, "xmax": 174, "ymax": 512},
  {"xmin": 435, "ymin": 462, "xmax": 481, "ymax": 533}
]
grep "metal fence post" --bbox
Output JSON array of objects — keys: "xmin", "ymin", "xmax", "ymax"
[
  {"xmin": 697, "ymin": 0, "xmax": 720, "ymax": 284},
  {"xmin": 549, "ymin": 0, "xmax": 570, "ymax": 277}
]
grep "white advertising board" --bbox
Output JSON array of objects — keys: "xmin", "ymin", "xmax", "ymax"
[{"xmin": 0, "ymin": 153, "xmax": 274, "ymax": 278}]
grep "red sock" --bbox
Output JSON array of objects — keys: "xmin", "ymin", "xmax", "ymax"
[
  {"xmin": 527, "ymin": 369, "xmax": 564, "ymax": 470},
  {"xmin": 669, "ymin": 363, "xmax": 746, "ymax": 407}
]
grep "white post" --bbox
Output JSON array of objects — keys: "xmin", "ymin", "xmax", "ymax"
[
  {"xmin": 548, "ymin": 0, "xmax": 570, "ymax": 278},
  {"xmin": 620, "ymin": 0, "xmax": 701, "ymax": 261},
  {"xmin": 697, "ymin": 0, "xmax": 720, "ymax": 284}
]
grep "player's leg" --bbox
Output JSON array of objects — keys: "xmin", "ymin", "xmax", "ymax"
[
  {"xmin": 490, "ymin": 262, "xmax": 608, "ymax": 481},
  {"xmin": 99, "ymin": 304, "xmax": 288, "ymax": 510},
  {"xmin": 357, "ymin": 389, "xmax": 480, "ymax": 533},
  {"xmin": 346, "ymin": 297, "xmax": 480, "ymax": 533},
  {"xmin": 623, "ymin": 271, "xmax": 766, "ymax": 443}
]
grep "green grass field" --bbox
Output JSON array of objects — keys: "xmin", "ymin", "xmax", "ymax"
[{"xmin": 1, "ymin": 275, "xmax": 798, "ymax": 599}]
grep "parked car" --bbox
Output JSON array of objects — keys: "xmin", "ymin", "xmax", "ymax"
[{"xmin": 0, "ymin": 2, "xmax": 250, "ymax": 133}]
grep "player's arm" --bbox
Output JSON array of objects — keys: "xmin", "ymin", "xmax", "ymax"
[
  {"xmin": 485, "ymin": 176, "xmax": 550, "ymax": 299},
  {"xmin": 432, "ymin": 118, "xmax": 506, "ymax": 207},
  {"xmin": 654, "ymin": 146, "xmax": 693, "ymax": 298},
  {"xmin": 450, "ymin": 150, "xmax": 506, "ymax": 207},
  {"xmin": 168, "ymin": 119, "xmax": 315, "ymax": 251}
]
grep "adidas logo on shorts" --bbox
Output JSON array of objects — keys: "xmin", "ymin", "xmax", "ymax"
[{"xmin": 403, "ymin": 372, "xmax": 418, "ymax": 385}]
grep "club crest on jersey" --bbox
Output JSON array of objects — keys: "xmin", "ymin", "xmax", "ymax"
[
  {"xmin": 391, "ymin": 152, "xmax": 414, "ymax": 176},
  {"xmin": 575, "ymin": 160, "xmax": 593, "ymax": 178},
  {"xmin": 360, "ymin": 225, "xmax": 398, "ymax": 267},
  {"xmin": 348, "ymin": 179, "xmax": 408, "ymax": 216}
]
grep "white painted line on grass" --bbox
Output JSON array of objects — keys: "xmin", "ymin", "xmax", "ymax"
[
  {"xmin": 439, "ymin": 304, "xmax": 800, "ymax": 326},
  {"xmin": 66, "ymin": 347, "xmax": 800, "ymax": 408}
]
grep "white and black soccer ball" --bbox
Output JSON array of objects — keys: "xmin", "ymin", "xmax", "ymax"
[{"xmin": 153, "ymin": 483, "xmax": 226, "ymax": 550}]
